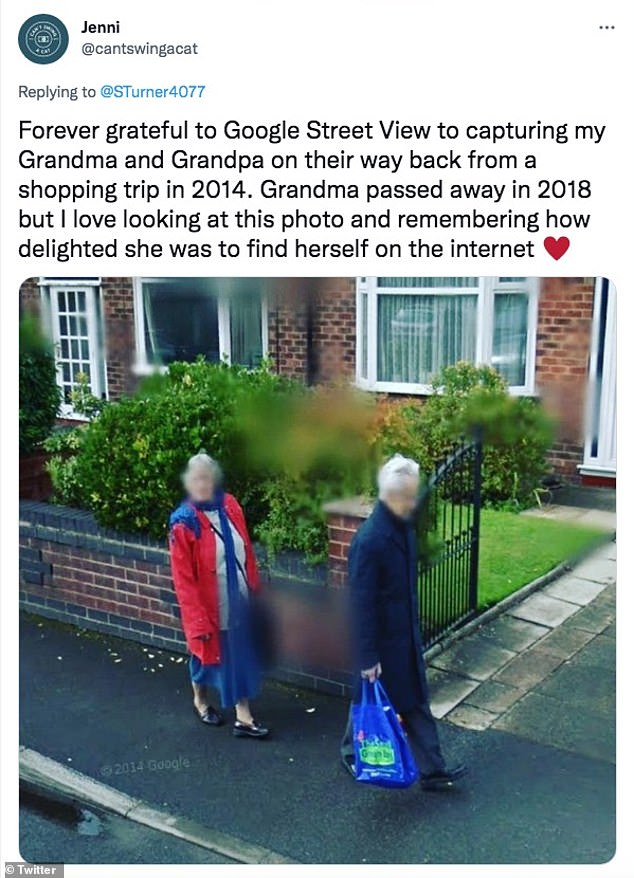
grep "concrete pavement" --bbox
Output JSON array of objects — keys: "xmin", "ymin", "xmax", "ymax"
[
  {"xmin": 19, "ymin": 532, "xmax": 616, "ymax": 867},
  {"xmin": 427, "ymin": 541, "xmax": 616, "ymax": 764}
]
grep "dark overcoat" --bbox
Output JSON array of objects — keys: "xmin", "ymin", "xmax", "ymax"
[{"xmin": 348, "ymin": 500, "xmax": 429, "ymax": 714}]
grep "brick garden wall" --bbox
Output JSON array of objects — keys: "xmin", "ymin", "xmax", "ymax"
[{"xmin": 19, "ymin": 501, "xmax": 354, "ymax": 697}]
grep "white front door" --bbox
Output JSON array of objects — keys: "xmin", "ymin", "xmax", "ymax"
[{"xmin": 581, "ymin": 279, "xmax": 616, "ymax": 478}]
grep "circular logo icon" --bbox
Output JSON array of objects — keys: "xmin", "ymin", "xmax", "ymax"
[{"xmin": 19, "ymin": 14, "xmax": 69, "ymax": 64}]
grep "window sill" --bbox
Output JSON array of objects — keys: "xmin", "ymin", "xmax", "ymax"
[
  {"xmin": 354, "ymin": 379, "xmax": 535, "ymax": 397},
  {"xmin": 132, "ymin": 362, "xmax": 168, "ymax": 376}
]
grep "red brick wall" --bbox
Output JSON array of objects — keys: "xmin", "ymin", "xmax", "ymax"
[
  {"xmin": 19, "ymin": 277, "xmax": 40, "ymax": 317},
  {"xmin": 535, "ymin": 278, "xmax": 595, "ymax": 481},
  {"xmin": 266, "ymin": 280, "xmax": 312, "ymax": 381},
  {"xmin": 267, "ymin": 277, "xmax": 356, "ymax": 383},
  {"xmin": 20, "ymin": 502, "xmax": 354, "ymax": 696},
  {"xmin": 100, "ymin": 277, "xmax": 137, "ymax": 398},
  {"xmin": 324, "ymin": 499, "xmax": 371, "ymax": 588}
]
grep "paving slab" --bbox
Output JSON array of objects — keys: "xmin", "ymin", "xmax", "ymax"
[
  {"xmin": 493, "ymin": 691, "xmax": 615, "ymax": 763},
  {"xmin": 493, "ymin": 647, "xmax": 564, "ymax": 690},
  {"xmin": 537, "ymin": 657, "xmax": 616, "ymax": 714},
  {"xmin": 568, "ymin": 601, "xmax": 615, "ymax": 634},
  {"xmin": 463, "ymin": 680, "xmax": 525, "ymax": 714},
  {"xmin": 566, "ymin": 633, "xmax": 615, "ymax": 671},
  {"xmin": 474, "ymin": 616, "xmax": 549, "ymax": 652},
  {"xmin": 543, "ymin": 576, "xmax": 606, "ymax": 606},
  {"xmin": 507, "ymin": 593, "xmax": 580, "ymax": 628},
  {"xmin": 427, "ymin": 668, "xmax": 480, "ymax": 719},
  {"xmin": 536, "ymin": 624, "xmax": 596, "ymax": 660},
  {"xmin": 572, "ymin": 556, "xmax": 616, "ymax": 586},
  {"xmin": 429, "ymin": 638, "xmax": 516, "ymax": 682},
  {"xmin": 447, "ymin": 704, "xmax": 498, "ymax": 731},
  {"xmin": 595, "ymin": 541, "xmax": 617, "ymax": 561},
  {"xmin": 592, "ymin": 583, "xmax": 616, "ymax": 609}
]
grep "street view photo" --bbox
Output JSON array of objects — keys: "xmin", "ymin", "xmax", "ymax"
[{"xmin": 19, "ymin": 275, "xmax": 615, "ymax": 864}]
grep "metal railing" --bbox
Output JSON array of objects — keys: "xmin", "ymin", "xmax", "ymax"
[{"xmin": 416, "ymin": 436, "xmax": 483, "ymax": 648}]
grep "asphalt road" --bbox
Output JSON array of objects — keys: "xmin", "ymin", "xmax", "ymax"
[
  {"xmin": 20, "ymin": 794, "xmax": 233, "ymax": 865},
  {"xmin": 19, "ymin": 614, "xmax": 615, "ymax": 865}
]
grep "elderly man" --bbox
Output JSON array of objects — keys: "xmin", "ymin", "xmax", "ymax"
[{"xmin": 341, "ymin": 454, "xmax": 467, "ymax": 790}]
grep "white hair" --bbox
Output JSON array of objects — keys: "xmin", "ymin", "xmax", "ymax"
[
  {"xmin": 378, "ymin": 454, "xmax": 420, "ymax": 500},
  {"xmin": 183, "ymin": 453, "xmax": 222, "ymax": 490}
]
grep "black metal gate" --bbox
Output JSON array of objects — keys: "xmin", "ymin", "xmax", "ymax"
[{"xmin": 416, "ymin": 436, "xmax": 483, "ymax": 648}]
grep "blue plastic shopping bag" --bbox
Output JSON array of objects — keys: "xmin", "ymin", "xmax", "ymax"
[{"xmin": 352, "ymin": 679, "xmax": 420, "ymax": 789}]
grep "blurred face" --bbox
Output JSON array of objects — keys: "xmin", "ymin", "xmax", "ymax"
[
  {"xmin": 186, "ymin": 466, "xmax": 216, "ymax": 503},
  {"xmin": 384, "ymin": 474, "xmax": 420, "ymax": 520}
]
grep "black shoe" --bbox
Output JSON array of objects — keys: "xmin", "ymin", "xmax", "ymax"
[
  {"xmin": 193, "ymin": 704, "xmax": 224, "ymax": 726},
  {"xmin": 420, "ymin": 764, "xmax": 468, "ymax": 791},
  {"xmin": 233, "ymin": 720, "xmax": 270, "ymax": 739},
  {"xmin": 341, "ymin": 755, "xmax": 356, "ymax": 778}
]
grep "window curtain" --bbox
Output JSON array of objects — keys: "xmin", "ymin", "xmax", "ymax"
[
  {"xmin": 377, "ymin": 277, "xmax": 479, "ymax": 289},
  {"xmin": 492, "ymin": 293, "xmax": 528, "ymax": 386},
  {"xmin": 377, "ymin": 294, "xmax": 478, "ymax": 384},
  {"xmin": 230, "ymin": 294, "xmax": 263, "ymax": 367}
]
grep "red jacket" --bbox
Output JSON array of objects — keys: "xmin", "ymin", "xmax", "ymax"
[{"xmin": 168, "ymin": 494, "xmax": 260, "ymax": 664}]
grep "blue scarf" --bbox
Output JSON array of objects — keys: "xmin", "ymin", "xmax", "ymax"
[{"xmin": 194, "ymin": 491, "xmax": 244, "ymax": 628}]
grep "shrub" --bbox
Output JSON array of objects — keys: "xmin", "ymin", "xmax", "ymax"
[
  {"xmin": 45, "ymin": 359, "xmax": 555, "ymax": 555},
  {"xmin": 19, "ymin": 314, "xmax": 61, "ymax": 455},
  {"xmin": 403, "ymin": 362, "xmax": 554, "ymax": 506},
  {"xmin": 43, "ymin": 427, "xmax": 89, "ymax": 507},
  {"xmin": 47, "ymin": 361, "xmax": 385, "ymax": 552}
]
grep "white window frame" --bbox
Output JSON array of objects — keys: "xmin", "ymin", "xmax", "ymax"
[
  {"xmin": 355, "ymin": 277, "xmax": 537, "ymax": 396},
  {"xmin": 580, "ymin": 278, "xmax": 616, "ymax": 477},
  {"xmin": 38, "ymin": 278, "xmax": 107, "ymax": 418},
  {"xmin": 133, "ymin": 278, "xmax": 268, "ymax": 375}
]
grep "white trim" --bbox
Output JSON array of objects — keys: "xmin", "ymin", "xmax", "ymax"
[
  {"xmin": 577, "ymin": 465, "xmax": 616, "ymax": 478},
  {"xmin": 41, "ymin": 283, "xmax": 106, "ymax": 416},
  {"xmin": 355, "ymin": 277, "xmax": 537, "ymax": 396},
  {"xmin": 217, "ymin": 297, "xmax": 231, "ymax": 362},
  {"xmin": 38, "ymin": 277, "xmax": 102, "ymax": 287},
  {"xmin": 583, "ymin": 279, "xmax": 616, "ymax": 473}
]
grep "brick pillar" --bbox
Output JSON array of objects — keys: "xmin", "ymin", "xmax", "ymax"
[{"xmin": 323, "ymin": 497, "xmax": 373, "ymax": 588}]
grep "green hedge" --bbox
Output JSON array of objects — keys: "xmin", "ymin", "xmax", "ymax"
[
  {"xmin": 386, "ymin": 363, "xmax": 555, "ymax": 507},
  {"xmin": 19, "ymin": 315, "xmax": 61, "ymax": 456},
  {"xmin": 46, "ymin": 360, "xmax": 554, "ymax": 556}
]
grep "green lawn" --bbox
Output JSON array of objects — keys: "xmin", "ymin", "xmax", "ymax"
[{"xmin": 478, "ymin": 508, "xmax": 605, "ymax": 608}]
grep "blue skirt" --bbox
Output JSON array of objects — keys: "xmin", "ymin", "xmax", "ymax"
[{"xmin": 189, "ymin": 627, "xmax": 262, "ymax": 708}]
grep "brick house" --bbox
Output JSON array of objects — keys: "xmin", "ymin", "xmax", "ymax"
[{"xmin": 19, "ymin": 275, "xmax": 616, "ymax": 486}]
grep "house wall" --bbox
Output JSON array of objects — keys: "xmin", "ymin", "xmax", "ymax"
[
  {"xmin": 19, "ymin": 275, "xmax": 599, "ymax": 482},
  {"xmin": 100, "ymin": 277, "xmax": 137, "ymax": 397},
  {"xmin": 19, "ymin": 276, "xmax": 40, "ymax": 317},
  {"xmin": 534, "ymin": 278, "xmax": 595, "ymax": 482},
  {"xmin": 267, "ymin": 277, "xmax": 356, "ymax": 382}
]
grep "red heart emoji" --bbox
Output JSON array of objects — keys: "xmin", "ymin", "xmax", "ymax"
[{"xmin": 544, "ymin": 236, "xmax": 570, "ymax": 260}]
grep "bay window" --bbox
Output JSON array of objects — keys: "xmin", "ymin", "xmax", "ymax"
[
  {"xmin": 134, "ymin": 278, "xmax": 267, "ymax": 371},
  {"xmin": 356, "ymin": 277, "xmax": 537, "ymax": 394}
]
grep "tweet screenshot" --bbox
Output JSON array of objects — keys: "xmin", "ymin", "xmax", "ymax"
[{"xmin": 1, "ymin": 1, "xmax": 629, "ymax": 875}]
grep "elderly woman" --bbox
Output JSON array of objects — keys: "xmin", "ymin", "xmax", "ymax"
[{"xmin": 169, "ymin": 453, "xmax": 269, "ymax": 738}]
